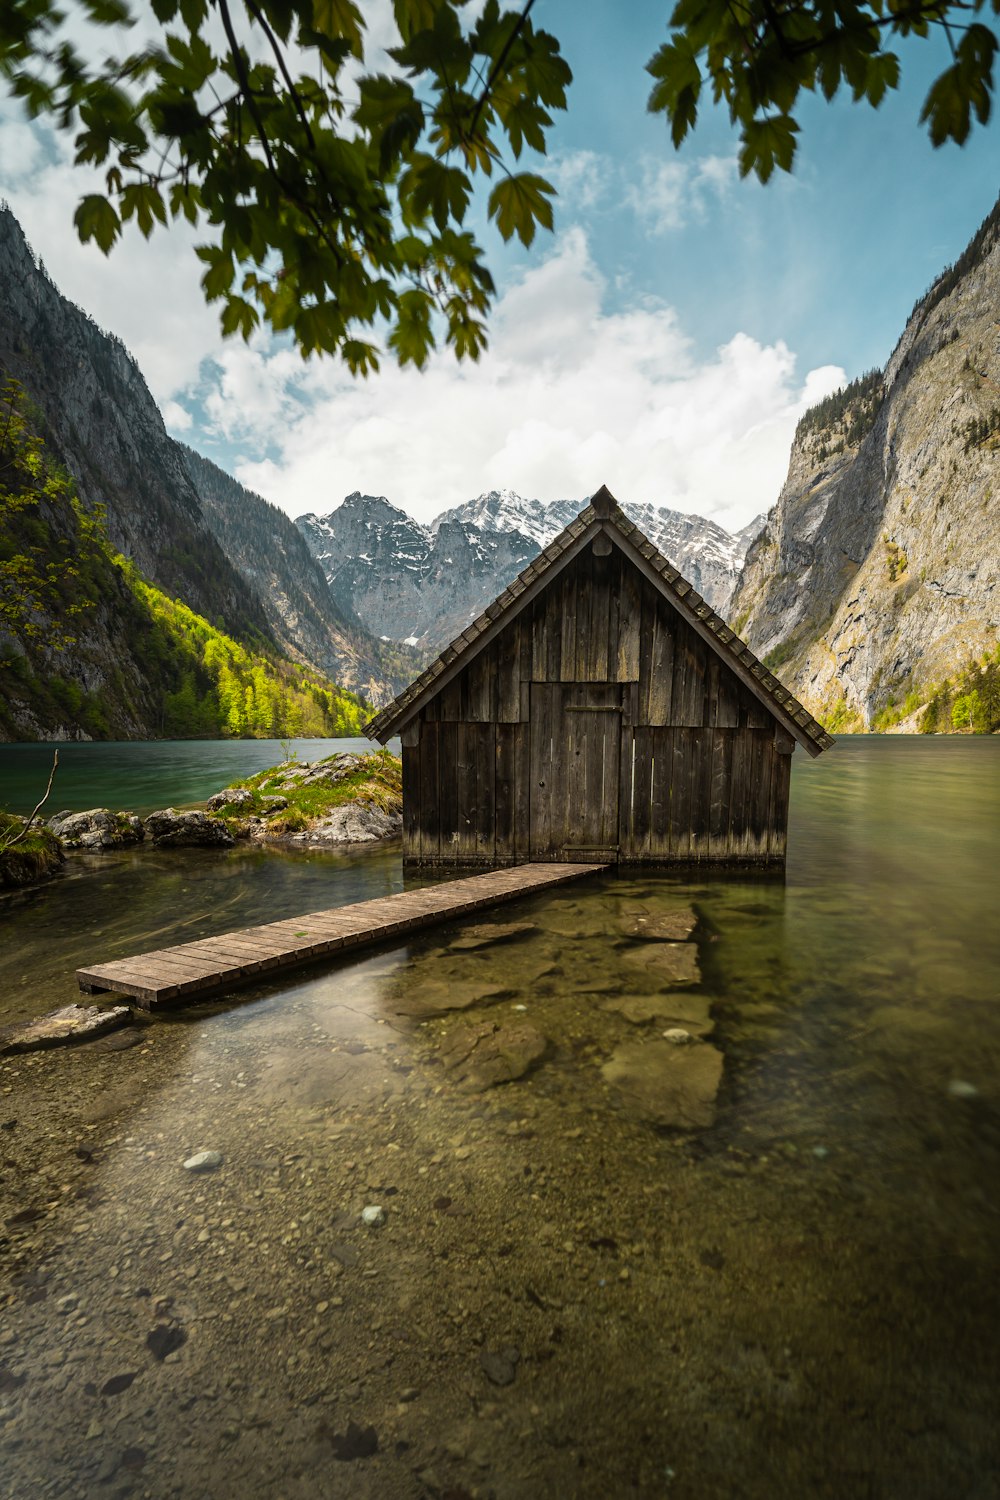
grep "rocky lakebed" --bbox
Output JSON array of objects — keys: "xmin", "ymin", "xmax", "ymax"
[{"xmin": 2, "ymin": 738, "xmax": 998, "ymax": 1499}]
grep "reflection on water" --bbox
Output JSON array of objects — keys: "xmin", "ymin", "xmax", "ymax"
[{"xmin": 1, "ymin": 738, "xmax": 998, "ymax": 1498}]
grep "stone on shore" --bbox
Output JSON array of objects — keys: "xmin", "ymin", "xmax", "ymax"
[
  {"xmin": 48, "ymin": 809, "xmax": 144, "ymax": 850},
  {"xmin": 144, "ymin": 809, "xmax": 235, "ymax": 847},
  {"xmin": 0, "ymin": 1004, "xmax": 131, "ymax": 1056},
  {"xmin": 290, "ymin": 803, "xmax": 402, "ymax": 845},
  {"xmin": 205, "ymin": 787, "xmax": 253, "ymax": 812},
  {"xmin": 602, "ymin": 1036, "xmax": 723, "ymax": 1128}
]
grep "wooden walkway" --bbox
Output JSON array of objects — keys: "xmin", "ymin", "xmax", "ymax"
[{"xmin": 76, "ymin": 862, "xmax": 607, "ymax": 1010}]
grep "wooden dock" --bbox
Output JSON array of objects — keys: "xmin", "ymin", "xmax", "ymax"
[{"xmin": 76, "ymin": 862, "xmax": 607, "ymax": 1010}]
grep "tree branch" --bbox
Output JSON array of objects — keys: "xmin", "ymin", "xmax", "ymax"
[{"xmin": 0, "ymin": 749, "xmax": 58, "ymax": 851}]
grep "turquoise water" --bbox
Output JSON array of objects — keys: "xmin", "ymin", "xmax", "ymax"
[
  {"xmin": 0, "ymin": 737, "xmax": 383, "ymax": 817},
  {"xmin": 0, "ymin": 736, "xmax": 998, "ymax": 1498}
]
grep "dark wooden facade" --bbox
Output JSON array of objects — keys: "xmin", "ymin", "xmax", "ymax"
[{"xmin": 368, "ymin": 489, "xmax": 832, "ymax": 866}]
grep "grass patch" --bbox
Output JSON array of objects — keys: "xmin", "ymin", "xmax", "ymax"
[
  {"xmin": 0, "ymin": 811, "xmax": 64, "ymax": 888},
  {"xmin": 210, "ymin": 750, "xmax": 402, "ymax": 834}
]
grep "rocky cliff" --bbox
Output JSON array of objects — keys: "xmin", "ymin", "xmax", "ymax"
[
  {"xmin": 299, "ymin": 488, "xmax": 760, "ymax": 652},
  {"xmin": 179, "ymin": 451, "xmax": 415, "ymax": 704},
  {"xmin": 0, "ymin": 205, "xmax": 269, "ymax": 645},
  {"xmin": 730, "ymin": 198, "xmax": 1000, "ymax": 730}
]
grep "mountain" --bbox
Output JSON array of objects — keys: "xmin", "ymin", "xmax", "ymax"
[
  {"xmin": 296, "ymin": 492, "xmax": 540, "ymax": 649},
  {"xmin": 729, "ymin": 197, "xmax": 1000, "ymax": 732},
  {"xmin": 0, "ymin": 206, "xmax": 376, "ymax": 739},
  {"xmin": 0, "ymin": 205, "xmax": 267, "ymax": 645},
  {"xmin": 178, "ymin": 451, "xmax": 415, "ymax": 705},
  {"xmin": 298, "ymin": 488, "xmax": 760, "ymax": 652}
]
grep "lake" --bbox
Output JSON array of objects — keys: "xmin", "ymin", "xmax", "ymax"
[
  {"xmin": 0, "ymin": 736, "xmax": 997, "ymax": 1498},
  {"xmin": 0, "ymin": 736, "xmax": 390, "ymax": 818}
]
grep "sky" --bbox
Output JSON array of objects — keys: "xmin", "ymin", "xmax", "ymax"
[{"xmin": 1, "ymin": 0, "xmax": 998, "ymax": 532}]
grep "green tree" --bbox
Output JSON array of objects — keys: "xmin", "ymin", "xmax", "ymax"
[
  {"xmin": 0, "ymin": 0, "xmax": 569, "ymax": 369},
  {"xmin": 2, "ymin": 2, "xmax": 995, "ymax": 365},
  {"xmin": 647, "ymin": 0, "xmax": 999, "ymax": 182},
  {"xmin": 950, "ymin": 689, "xmax": 982, "ymax": 730},
  {"xmin": 0, "ymin": 378, "xmax": 101, "ymax": 663}
]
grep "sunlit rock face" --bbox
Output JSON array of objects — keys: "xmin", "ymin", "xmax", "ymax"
[
  {"xmin": 729, "ymin": 197, "xmax": 1000, "ymax": 729},
  {"xmin": 297, "ymin": 489, "xmax": 759, "ymax": 652}
]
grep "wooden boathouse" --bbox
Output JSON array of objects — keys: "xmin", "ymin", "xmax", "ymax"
[{"xmin": 366, "ymin": 486, "xmax": 833, "ymax": 866}]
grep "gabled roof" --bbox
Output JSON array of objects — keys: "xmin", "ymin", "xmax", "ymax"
[{"xmin": 366, "ymin": 485, "xmax": 834, "ymax": 757}]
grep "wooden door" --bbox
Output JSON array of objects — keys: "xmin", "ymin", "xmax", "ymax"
[{"xmin": 529, "ymin": 683, "xmax": 622, "ymax": 860}]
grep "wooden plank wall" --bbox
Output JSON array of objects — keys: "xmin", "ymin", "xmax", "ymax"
[{"xmin": 402, "ymin": 542, "xmax": 793, "ymax": 864}]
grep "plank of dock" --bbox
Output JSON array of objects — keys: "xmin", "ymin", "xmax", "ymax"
[{"xmin": 76, "ymin": 862, "xmax": 607, "ymax": 1010}]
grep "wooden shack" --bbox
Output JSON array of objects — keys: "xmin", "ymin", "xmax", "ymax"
[{"xmin": 366, "ymin": 486, "xmax": 832, "ymax": 866}]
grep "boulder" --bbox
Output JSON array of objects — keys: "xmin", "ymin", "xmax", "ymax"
[
  {"xmin": 602, "ymin": 1037, "xmax": 723, "ymax": 1129},
  {"xmin": 0, "ymin": 1004, "xmax": 131, "ymax": 1055},
  {"xmin": 293, "ymin": 803, "xmax": 401, "ymax": 844},
  {"xmin": 48, "ymin": 809, "xmax": 144, "ymax": 850},
  {"xmin": 206, "ymin": 787, "xmax": 253, "ymax": 811},
  {"xmin": 259, "ymin": 795, "xmax": 288, "ymax": 814},
  {"xmin": 144, "ymin": 809, "xmax": 235, "ymax": 847}
]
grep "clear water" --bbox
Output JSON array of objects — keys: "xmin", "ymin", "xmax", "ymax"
[{"xmin": 0, "ymin": 737, "xmax": 997, "ymax": 1499}]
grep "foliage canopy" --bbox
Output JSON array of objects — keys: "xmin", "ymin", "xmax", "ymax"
[
  {"xmin": 1, "ymin": 0, "xmax": 997, "ymax": 366},
  {"xmin": 0, "ymin": 0, "xmax": 569, "ymax": 370}
]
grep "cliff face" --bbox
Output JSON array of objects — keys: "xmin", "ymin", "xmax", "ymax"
[
  {"xmin": 730, "ymin": 201, "xmax": 1000, "ymax": 729},
  {"xmin": 0, "ymin": 206, "xmax": 269, "ymax": 645},
  {"xmin": 297, "ymin": 492, "xmax": 538, "ymax": 650},
  {"xmin": 179, "ymin": 451, "xmax": 413, "ymax": 705}
]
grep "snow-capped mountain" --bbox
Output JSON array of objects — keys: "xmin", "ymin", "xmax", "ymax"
[{"xmin": 297, "ymin": 489, "xmax": 763, "ymax": 652}]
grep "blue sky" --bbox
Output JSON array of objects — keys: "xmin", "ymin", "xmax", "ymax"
[{"xmin": 0, "ymin": 1, "xmax": 997, "ymax": 529}]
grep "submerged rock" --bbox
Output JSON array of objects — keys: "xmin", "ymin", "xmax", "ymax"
[
  {"xmin": 602, "ymin": 1036, "xmax": 723, "ymax": 1129},
  {"xmin": 600, "ymin": 992, "xmax": 714, "ymax": 1035},
  {"xmin": 438, "ymin": 1018, "xmax": 549, "ymax": 1092},
  {"xmin": 390, "ymin": 976, "xmax": 513, "ymax": 1019},
  {"xmin": 182, "ymin": 1150, "xmax": 223, "ymax": 1172},
  {"xmin": 144, "ymin": 809, "xmax": 235, "ymax": 847},
  {"xmin": 49, "ymin": 809, "xmax": 144, "ymax": 850},
  {"xmin": 447, "ymin": 920, "xmax": 536, "ymax": 951},
  {"xmin": 0, "ymin": 1004, "xmax": 130, "ymax": 1055},
  {"xmin": 620, "ymin": 941, "xmax": 700, "ymax": 987},
  {"xmin": 623, "ymin": 908, "xmax": 698, "ymax": 942}
]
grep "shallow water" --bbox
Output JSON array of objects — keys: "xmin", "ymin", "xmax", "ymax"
[{"xmin": 1, "ymin": 737, "xmax": 998, "ymax": 1498}]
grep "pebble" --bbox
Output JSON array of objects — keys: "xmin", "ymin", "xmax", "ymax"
[
  {"xmin": 361, "ymin": 1205, "xmax": 386, "ymax": 1227},
  {"xmin": 183, "ymin": 1151, "xmax": 223, "ymax": 1172},
  {"xmin": 479, "ymin": 1347, "xmax": 520, "ymax": 1387},
  {"xmin": 662, "ymin": 1029, "xmax": 693, "ymax": 1045},
  {"xmin": 56, "ymin": 1294, "xmax": 79, "ymax": 1314},
  {"xmin": 947, "ymin": 1080, "xmax": 979, "ymax": 1099}
]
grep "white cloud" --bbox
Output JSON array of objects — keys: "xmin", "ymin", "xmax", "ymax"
[
  {"xmin": 623, "ymin": 151, "xmax": 739, "ymax": 234},
  {"xmin": 547, "ymin": 150, "xmax": 614, "ymax": 212},
  {"xmin": 0, "ymin": 96, "xmax": 843, "ymax": 538},
  {"xmin": 224, "ymin": 228, "xmax": 843, "ymax": 531}
]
